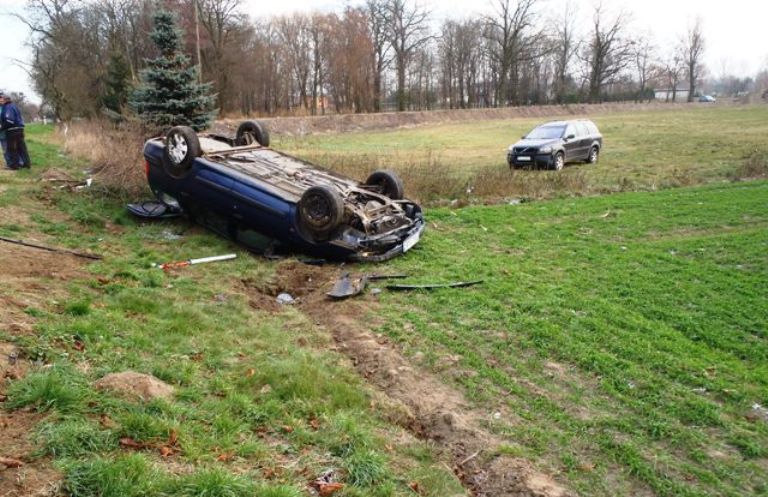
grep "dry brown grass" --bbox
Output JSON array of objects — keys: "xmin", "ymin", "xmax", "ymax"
[
  {"xmin": 52, "ymin": 120, "xmax": 150, "ymax": 197},
  {"xmin": 731, "ymin": 150, "xmax": 768, "ymax": 180},
  {"xmin": 299, "ymin": 150, "xmax": 593, "ymax": 205}
]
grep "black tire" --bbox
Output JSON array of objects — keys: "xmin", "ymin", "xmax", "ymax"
[
  {"xmin": 298, "ymin": 185, "xmax": 345, "ymax": 240},
  {"xmin": 552, "ymin": 152, "xmax": 565, "ymax": 171},
  {"xmin": 235, "ymin": 120, "xmax": 270, "ymax": 147},
  {"xmin": 163, "ymin": 126, "xmax": 201, "ymax": 179},
  {"xmin": 587, "ymin": 146, "xmax": 599, "ymax": 164},
  {"xmin": 365, "ymin": 170, "xmax": 404, "ymax": 200}
]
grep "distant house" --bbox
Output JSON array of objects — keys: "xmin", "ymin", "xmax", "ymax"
[{"xmin": 654, "ymin": 89, "xmax": 690, "ymax": 102}]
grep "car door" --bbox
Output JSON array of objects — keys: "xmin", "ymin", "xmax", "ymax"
[
  {"xmin": 562, "ymin": 123, "xmax": 579, "ymax": 162},
  {"xmin": 575, "ymin": 122, "xmax": 591, "ymax": 160}
]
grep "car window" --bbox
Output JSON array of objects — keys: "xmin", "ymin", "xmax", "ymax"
[
  {"xmin": 526, "ymin": 125, "xmax": 565, "ymax": 139},
  {"xmin": 586, "ymin": 122, "xmax": 599, "ymax": 135},
  {"xmin": 564, "ymin": 124, "xmax": 576, "ymax": 138},
  {"xmin": 575, "ymin": 122, "xmax": 589, "ymax": 137}
]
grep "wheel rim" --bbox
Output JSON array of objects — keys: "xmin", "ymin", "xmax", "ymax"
[
  {"xmin": 555, "ymin": 155, "xmax": 564, "ymax": 170},
  {"xmin": 242, "ymin": 132, "xmax": 255, "ymax": 145},
  {"xmin": 302, "ymin": 193, "xmax": 332, "ymax": 227},
  {"xmin": 168, "ymin": 133, "xmax": 188, "ymax": 165},
  {"xmin": 590, "ymin": 148, "xmax": 598, "ymax": 163}
]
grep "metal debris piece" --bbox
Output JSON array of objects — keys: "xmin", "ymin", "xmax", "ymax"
[
  {"xmin": 153, "ymin": 253, "xmax": 237, "ymax": 271},
  {"xmin": 386, "ymin": 280, "xmax": 483, "ymax": 291},
  {"xmin": 0, "ymin": 236, "xmax": 102, "ymax": 260},
  {"xmin": 327, "ymin": 273, "xmax": 369, "ymax": 299},
  {"xmin": 126, "ymin": 201, "xmax": 182, "ymax": 219}
]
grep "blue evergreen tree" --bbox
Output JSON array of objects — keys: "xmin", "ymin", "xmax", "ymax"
[{"xmin": 130, "ymin": 10, "xmax": 216, "ymax": 130}]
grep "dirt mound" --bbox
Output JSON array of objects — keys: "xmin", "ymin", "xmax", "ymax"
[
  {"xmin": 243, "ymin": 260, "xmax": 336, "ymax": 312},
  {"xmin": 221, "ymin": 102, "xmax": 695, "ymax": 137},
  {"xmin": 94, "ymin": 371, "xmax": 175, "ymax": 401}
]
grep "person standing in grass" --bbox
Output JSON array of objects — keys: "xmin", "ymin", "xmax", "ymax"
[
  {"xmin": 0, "ymin": 92, "xmax": 30, "ymax": 170},
  {"xmin": 0, "ymin": 94, "xmax": 8, "ymax": 168}
]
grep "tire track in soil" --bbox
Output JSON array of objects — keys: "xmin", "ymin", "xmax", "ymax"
[{"xmin": 260, "ymin": 261, "xmax": 572, "ymax": 497}]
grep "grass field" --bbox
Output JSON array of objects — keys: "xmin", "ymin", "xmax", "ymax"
[
  {"xmin": 2, "ymin": 106, "xmax": 767, "ymax": 497},
  {"xmin": 373, "ymin": 180, "xmax": 768, "ymax": 496},
  {"xmin": 277, "ymin": 105, "xmax": 768, "ymax": 202}
]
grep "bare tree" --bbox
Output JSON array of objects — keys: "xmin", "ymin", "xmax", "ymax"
[
  {"xmin": 633, "ymin": 34, "xmax": 655, "ymax": 102},
  {"xmin": 552, "ymin": 1, "xmax": 578, "ymax": 103},
  {"xmin": 484, "ymin": 0, "xmax": 546, "ymax": 106},
  {"xmin": 680, "ymin": 18, "xmax": 705, "ymax": 102},
  {"xmin": 660, "ymin": 54, "xmax": 684, "ymax": 102},
  {"xmin": 366, "ymin": 0, "xmax": 391, "ymax": 112},
  {"xmin": 386, "ymin": 0, "xmax": 432, "ymax": 111},
  {"xmin": 583, "ymin": 4, "xmax": 634, "ymax": 103}
]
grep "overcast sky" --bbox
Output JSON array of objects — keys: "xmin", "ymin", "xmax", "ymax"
[{"xmin": 1, "ymin": 0, "xmax": 766, "ymax": 102}]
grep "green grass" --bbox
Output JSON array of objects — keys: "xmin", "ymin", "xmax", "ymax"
[
  {"xmin": 276, "ymin": 105, "xmax": 768, "ymax": 201},
  {"xmin": 0, "ymin": 125, "xmax": 462, "ymax": 496},
  {"xmin": 4, "ymin": 111, "xmax": 767, "ymax": 497},
  {"xmin": 370, "ymin": 180, "xmax": 768, "ymax": 496}
]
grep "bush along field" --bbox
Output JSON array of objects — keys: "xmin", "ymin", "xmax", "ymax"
[
  {"xmin": 276, "ymin": 105, "xmax": 768, "ymax": 204},
  {"xmin": 1, "ymin": 109, "xmax": 767, "ymax": 497},
  {"xmin": 0, "ymin": 126, "xmax": 464, "ymax": 497}
]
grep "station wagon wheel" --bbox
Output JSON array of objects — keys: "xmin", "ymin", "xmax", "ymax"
[
  {"xmin": 235, "ymin": 120, "xmax": 270, "ymax": 147},
  {"xmin": 365, "ymin": 170, "xmax": 404, "ymax": 200},
  {"xmin": 587, "ymin": 146, "xmax": 599, "ymax": 164},
  {"xmin": 298, "ymin": 185, "xmax": 345, "ymax": 240},
  {"xmin": 163, "ymin": 126, "xmax": 201, "ymax": 179},
  {"xmin": 553, "ymin": 152, "xmax": 565, "ymax": 171}
]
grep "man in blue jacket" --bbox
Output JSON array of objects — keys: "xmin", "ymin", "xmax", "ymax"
[
  {"xmin": 0, "ymin": 95, "xmax": 9, "ymax": 168},
  {"xmin": 0, "ymin": 93, "xmax": 30, "ymax": 170}
]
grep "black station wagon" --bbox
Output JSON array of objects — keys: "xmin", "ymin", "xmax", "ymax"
[{"xmin": 507, "ymin": 119, "xmax": 603, "ymax": 170}]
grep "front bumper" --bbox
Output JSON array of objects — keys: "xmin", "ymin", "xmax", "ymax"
[
  {"xmin": 507, "ymin": 153, "xmax": 555, "ymax": 169},
  {"xmin": 349, "ymin": 216, "xmax": 426, "ymax": 263}
]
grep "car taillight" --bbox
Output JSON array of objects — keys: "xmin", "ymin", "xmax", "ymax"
[{"xmin": 144, "ymin": 160, "xmax": 150, "ymax": 178}]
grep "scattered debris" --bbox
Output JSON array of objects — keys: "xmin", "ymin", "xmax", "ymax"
[
  {"xmin": 327, "ymin": 273, "xmax": 408, "ymax": 300},
  {"xmin": 386, "ymin": 280, "xmax": 483, "ymax": 291},
  {"xmin": 310, "ymin": 470, "xmax": 344, "ymax": 497},
  {"xmin": 0, "ymin": 236, "xmax": 102, "ymax": 261},
  {"xmin": 161, "ymin": 229, "xmax": 183, "ymax": 241},
  {"xmin": 94, "ymin": 371, "xmax": 174, "ymax": 401},
  {"xmin": 748, "ymin": 403, "xmax": 768, "ymax": 423},
  {"xmin": 276, "ymin": 293, "xmax": 295, "ymax": 305},
  {"xmin": 152, "ymin": 253, "xmax": 237, "ymax": 271},
  {"xmin": 327, "ymin": 273, "xmax": 369, "ymax": 300},
  {"xmin": 126, "ymin": 200, "xmax": 183, "ymax": 219}
]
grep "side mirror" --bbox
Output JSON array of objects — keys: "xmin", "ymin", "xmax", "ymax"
[
  {"xmin": 565, "ymin": 134, "xmax": 575, "ymax": 140},
  {"xmin": 521, "ymin": 135, "xmax": 526, "ymax": 139}
]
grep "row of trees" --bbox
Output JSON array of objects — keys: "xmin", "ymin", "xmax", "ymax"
[{"xmin": 21, "ymin": 0, "xmax": 714, "ymax": 120}]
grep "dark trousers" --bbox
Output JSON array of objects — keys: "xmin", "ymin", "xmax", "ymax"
[{"xmin": 6, "ymin": 128, "xmax": 30, "ymax": 168}]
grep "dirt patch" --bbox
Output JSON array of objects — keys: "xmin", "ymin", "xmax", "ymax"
[
  {"xmin": 220, "ymin": 102, "xmax": 697, "ymax": 138},
  {"xmin": 240, "ymin": 263, "xmax": 570, "ymax": 496},
  {"xmin": 0, "ymin": 411, "xmax": 61, "ymax": 497},
  {"xmin": 242, "ymin": 260, "xmax": 335, "ymax": 312},
  {"xmin": 0, "ymin": 241, "xmax": 91, "ymax": 496},
  {"xmin": 94, "ymin": 371, "xmax": 175, "ymax": 402}
]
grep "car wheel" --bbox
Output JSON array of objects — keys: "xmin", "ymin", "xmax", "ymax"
[
  {"xmin": 553, "ymin": 152, "xmax": 564, "ymax": 171},
  {"xmin": 235, "ymin": 120, "xmax": 270, "ymax": 147},
  {"xmin": 163, "ymin": 126, "xmax": 201, "ymax": 179},
  {"xmin": 365, "ymin": 170, "xmax": 404, "ymax": 200},
  {"xmin": 298, "ymin": 185, "xmax": 345, "ymax": 240},
  {"xmin": 587, "ymin": 146, "xmax": 599, "ymax": 164}
]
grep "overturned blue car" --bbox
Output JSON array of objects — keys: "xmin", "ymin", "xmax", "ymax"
[{"xmin": 140, "ymin": 121, "xmax": 425, "ymax": 261}]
